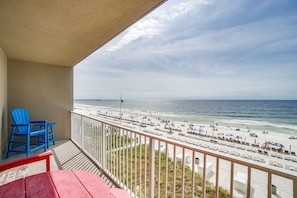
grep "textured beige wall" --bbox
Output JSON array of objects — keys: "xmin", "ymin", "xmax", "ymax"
[
  {"xmin": 0, "ymin": 48, "xmax": 7, "ymax": 160},
  {"xmin": 7, "ymin": 59, "xmax": 73, "ymax": 141}
]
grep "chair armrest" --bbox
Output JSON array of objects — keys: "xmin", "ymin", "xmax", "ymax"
[
  {"xmin": 30, "ymin": 121, "xmax": 47, "ymax": 128},
  {"xmin": 30, "ymin": 120, "xmax": 47, "ymax": 124},
  {"xmin": 11, "ymin": 124, "xmax": 30, "ymax": 127},
  {"xmin": 0, "ymin": 151, "xmax": 53, "ymax": 172}
]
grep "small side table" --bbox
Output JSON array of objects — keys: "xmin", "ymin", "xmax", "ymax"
[
  {"xmin": 37, "ymin": 122, "xmax": 57, "ymax": 148},
  {"xmin": 47, "ymin": 122, "xmax": 57, "ymax": 148}
]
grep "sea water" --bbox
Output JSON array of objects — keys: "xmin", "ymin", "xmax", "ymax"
[{"xmin": 74, "ymin": 100, "xmax": 297, "ymax": 136}]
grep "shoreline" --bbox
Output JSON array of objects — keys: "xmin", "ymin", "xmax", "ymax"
[
  {"xmin": 74, "ymin": 105, "xmax": 297, "ymax": 170},
  {"xmin": 74, "ymin": 101, "xmax": 297, "ymax": 136}
]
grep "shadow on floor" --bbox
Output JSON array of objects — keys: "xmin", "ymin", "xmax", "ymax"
[
  {"xmin": 1, "ymin": 140, "xmax": 118, "ymax": 188},
  {"xmin": 51, "ymin": 140, "xmax": 118, "ymax": 188}
]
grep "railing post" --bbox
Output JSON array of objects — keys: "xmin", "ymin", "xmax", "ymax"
[
  {"xmin": 181, "ymin": 148, "xmax": 185, "ymax": 198},
  {"xmin": 215, "ymin": 157, "xmax": 219, "ymax": 198},
  {"xmin": 149, "ymin": 137, "xmax": 155, "ymax": 198},
  {"xmin": 70, "ymin": 113, "xmax": 73, "ymax": 140},
  {"xmin": 102, "ymin": 123, "xmax": 106, "ymax": 169},
  {"xmin": 191, "ymin": 151, "xmax": 195, "ymax": 198},
  {"xmin": 230, "ymin": 162, "xmax": 234, "ymax": 198},
  {"xmin": 294, "ymin": 178, "xmax": 297, "ymax": 198},
  {"xmin": 173, "ymin": 145, "xmax": 176, "ymax": 198},
  {"xmin": 268, "ymin": 172, "xmax": 272, "ymax": 198},
  {"xmin": 247, "ymin": 166, "xmax": 251, "ymax": 198},
  {"xmin": 165, "ymin": 143, "xmax": 168, "ymax": 198},
  {"xmin": 81, "ymin": 115, "xmax": 84, "ymax": 149},
  {"xmin": 202, "ymin": 154, "xmax": 206, "ymax": 198}
]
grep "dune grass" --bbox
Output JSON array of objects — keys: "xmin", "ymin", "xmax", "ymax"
[{"xmin": 109, "ymin": 142, "xmax": 230, "ymax": 198}]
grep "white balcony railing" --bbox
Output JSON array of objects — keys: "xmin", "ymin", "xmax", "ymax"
[{"xmin": 71, "ymin": 111, "xmax": 297, "ymax": 198}]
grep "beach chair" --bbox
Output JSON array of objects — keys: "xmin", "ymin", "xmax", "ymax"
[{"xmin": 6, "ymin": 108, "xmax": 48, "ymax": 158}]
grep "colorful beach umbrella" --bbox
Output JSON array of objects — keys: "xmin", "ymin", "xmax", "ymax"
[{"xmin": 272, "ymin": 142, "xmax": 284, "ymax": 148}]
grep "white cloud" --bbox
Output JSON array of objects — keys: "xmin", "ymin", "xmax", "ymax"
[
  {"xmin": 106, "ymin": 0, "xmax": 211, "ymax": 52},
  {"xmin": 74, "ymin": 0, "xmax": 297, "ymax": 100}
]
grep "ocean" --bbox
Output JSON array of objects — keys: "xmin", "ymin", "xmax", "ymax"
[{"xmin": 74, "ymin": 100, "xmax": 297, "ymax": 136}]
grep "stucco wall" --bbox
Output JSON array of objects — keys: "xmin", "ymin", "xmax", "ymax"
[
  {"xmin": 7, "ymin": 59, "xmax": 73, "ymax": 141},
  {"xmin": 0, "ymin": 48, "xmax": 7, "ymax": 160}
]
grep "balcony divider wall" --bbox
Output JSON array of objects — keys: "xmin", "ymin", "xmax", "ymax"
[
  {"xmin": 7, "ymin": 59, "xmax": 73, "ymax": 143},
  {"xmin": 0, "ymin": 48, "xmax": 8, "ymax": 160}
]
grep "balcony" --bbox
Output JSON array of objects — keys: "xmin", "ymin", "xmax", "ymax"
[
  {"xmin": 1, "ymin": 111, "xmax": 296, "ymax": 197},
  {"xmin": 70, "ymin": 111, "xmax": 297, "ymax": 198},
  {"xmin": 0, "ymin": 0, "xmax": 167, "ymax": 162}
]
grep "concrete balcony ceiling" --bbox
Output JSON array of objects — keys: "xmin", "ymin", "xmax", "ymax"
[{"xmin": 0, "ymin": 0, "xmax": 165, "ymax": 67}]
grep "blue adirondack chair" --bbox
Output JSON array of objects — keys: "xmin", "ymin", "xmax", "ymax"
[{"xmin": 6, "ymin": 108, "xmax": 48, "ymax": 158}]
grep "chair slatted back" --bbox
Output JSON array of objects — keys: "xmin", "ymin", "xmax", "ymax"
[{"xmin": 11, "ymin": 108, "xmax": 30, "ymax": 133}]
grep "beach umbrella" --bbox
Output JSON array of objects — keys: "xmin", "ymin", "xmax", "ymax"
[
  {"xmin": 217, "ymin": 132, "xmax": 224, "ymax": 136},
  {"xmin": 272, "ymin": 142, "xmax": 284, "ymax": 148},
  {"xmin": 236, "ymin": 136, "xmax": 242, "ymax": 139}
]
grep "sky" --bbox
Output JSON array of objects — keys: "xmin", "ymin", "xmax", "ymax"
[{"xmin": 74, "ymin": 0, "xmax": 297, "ymax": 100}]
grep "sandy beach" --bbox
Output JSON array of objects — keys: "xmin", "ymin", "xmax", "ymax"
[{"xmin": 74, "ymin": 105, "xmax": 297, "ymax": 197}]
